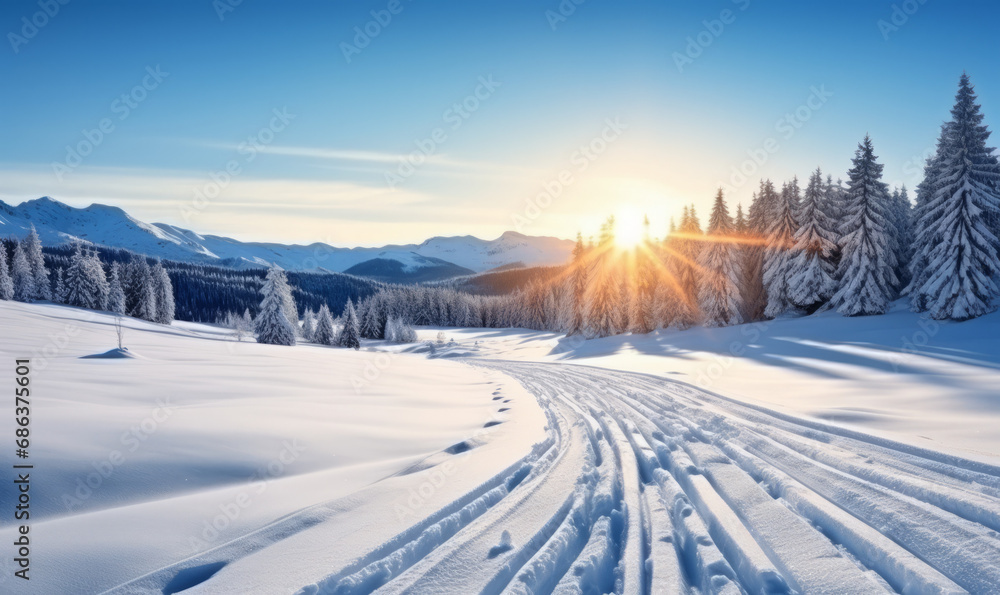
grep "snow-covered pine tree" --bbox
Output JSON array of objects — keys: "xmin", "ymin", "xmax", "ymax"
[
  {"xmin": 12, "ymin": 241, "xmax": 35, "ymax": 302},
  {"xmin": 829, "ymin": 135, "xmax": 898, "ymax": 316},
  {"xmin": 698, "ymin": 189, "xmax": 743, "ymax": 326},
  {"xmin": 371, "ymin": 294, "xmax": 390, "ymax": 339},
  {"xmin": 63, "ymin": 245, "xmax": 109, "ymax": 310},
  {"xmin": 673, "ymin": 205, "xmax": 702, "ymax": 328},
  {"xmin": 630, "ymin": 216, "xmax": 658, "ymax": 334},
  {"xmin": 823, "ymin": 176, "xmax": 846, "ymax": 227},
  {"xmin": 788, "ymin": 168, "xmax": 838, "ymax": 310},
  {"xmin": 762, "ymin": 181, "xmax": 799, "ymax": 318},
  {"xmin": 359, "ymin": 298, "xmax": 378, "ymax": 339},
  {"xmin": 337, "ymin": 298, "xmax": 361, "ymax": 350},
  {"xmin": 567, "ymin": 233, "xmax": 588, "ymax": 335},
  {"xmin": 86, "ymin": 250, "xmax": 110, "ymax": 310},
  {"xmin": 151, "ymin": 261, "xmax": 175, "ymax": 324},
  {"xmin": 254, "ymin": 267, "xmax": 297, "ymax": 346},
  {"xmin": 785, "ymin": 176, "xmax": 802, "ymax": 222},
  {"xmin": 905, "ymin": 124, "xmax": 951, "ymax": 310},
  {"xmin": 384, "ymin": 316, "xmax": 398, "ymax": 342},
  {"xmin": 24, "ymin": 225, "xmax": 51, "ymax": 300},
  {"xmin": 124, "ymin": 255, "xmax": 157, "ymax": 322},
  {"xmin": 108, "ymin": 262, "xmax": 126, "ymax": 314},
  {"xmin": 734, "ymin": 203, "xmax": 748, "ymax": 236},
  {"xmin": 313, "ymin": 304, "xmax": 336, "ymax": 345},
  {"xmin": 388, "ymin": 316, "xmax": 417, "ymax": 342},
  {"xmin": 523, "ymin": 281, "xmax": 547, "ymax": 330},
  {"xmin": 0, "ymin": 245, "xmax": 13, "ymax": 300},
  {"xmin": 742, "ymin": 184, "xmax": 774, "ymax": 321},
  {"xmin": 271, "ymin": 267, "xmax": 299, "ymax": 334},
  {"xmin": 301, "ymin": 308, "xmax": 317, "ymax": 341},
  {"xmin": 585, "ymin": 217, "xmax": 623, "ymax": 337},
  {"xmin": 910, "ymin": 74, "xmax": 1000, "ymax": 320},
  {"xmin": 53, "ymin": 268, "xmax": 65, "ymax": 303},
  {"xmin": 239, "ymin": 309, "xmax": 253, "ymax": 338},
  {"xmin": 890, "ymin": 186, "xmax": 914, "ymax": 289}
]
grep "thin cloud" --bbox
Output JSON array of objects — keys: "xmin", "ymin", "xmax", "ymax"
[{"xmin": 197, "ymin": 141, "xmax": 540, "ymax": 175}]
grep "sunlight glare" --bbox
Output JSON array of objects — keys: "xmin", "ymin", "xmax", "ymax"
[{"xmin": 614, "ymin": 206, "xmax": 645, "ymax": 249}]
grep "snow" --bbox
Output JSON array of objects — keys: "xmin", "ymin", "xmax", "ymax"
[
  {"xmin": 0, "ymin": 301, "xmax": 546, "ymax": 594},
  {"xmin": 433, "ymin": 301, "xmax": 1000, "ymax": 464},
  {"xmin": 0, "ymin": 197, "xmax": 573, "ymax": 273},
  {"xmin": 2, "ymin": 299, "xmax": 999, "ymax": 593}
]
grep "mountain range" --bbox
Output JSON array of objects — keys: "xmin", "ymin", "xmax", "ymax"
[{"xmin": 0, "ymin": 197, "xmax": 573, "ymax": 281}]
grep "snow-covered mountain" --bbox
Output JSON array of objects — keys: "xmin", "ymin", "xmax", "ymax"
[{"xmin": 0, "ymin": 197, "xmax": 573, "ymax": 274}]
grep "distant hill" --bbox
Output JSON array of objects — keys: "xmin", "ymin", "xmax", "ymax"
[
  {"xmin": 0, "ymin": 197, "xmax": 575, "ymax": 280},
  {"xmin": 442, "ymin": 264, "xmax": 568, "ymax": 295},
  {"xmin": 344, "ymin": 255, "xmax": 475, "ymax": 283}
]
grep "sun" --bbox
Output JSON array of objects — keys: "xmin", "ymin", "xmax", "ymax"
[{"xmin": 614, "ymin": 207, "xmax": 645, "ymax": 249}]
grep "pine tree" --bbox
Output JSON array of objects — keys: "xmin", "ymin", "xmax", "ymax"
[
  {"xmin": 301, "ymin": 308, "xmax": 317, "ymax": 341},
  {"xmin": 151, "ymin": 261, "xmax": 175, "ymax": 324},
  {"xmin": 734, "ymin": 203, "xmax": 748, "ymax": 236},
  {"xmin": 567, "ymin": 233, "xmax": 588, "ymax": 335},
  {"xmin": 910, "ymin": 74, "xmax": 1000, "ymax": 320},
  {"xmin": 0, "ymin": 245, "xmax": 13, "ymax": 300},
  {"xmin": 698, "ymin": 190, "xmax": 743, "ymax": 326},
  {"xmin": 385, "ymin": 316, "xmax": 417, "ymax": 343},
  {"xmin": 785, "ymin": 176, "xmax": 803, "ymax": 221},
  {"xmin": 108, "ymin": 262, "xmax": 126, "ymax": 314},
  {"xmin": 905, "ymin": 124, "xmax": 951, "ymax": 310},
  {"xmin": 12, "ymin": 241, "xmax": 35, "ymax": 302},
  {"xmin": 630, "ymin": 216, "xmax": 658, "ymax": 334},
  {"xmin": 24, "ymin": 225, "xmax": 50, "ymax": 300},
  {"xmin": 585, "ymin": 217, "xmax": 623, "ymax": 337},
  {"xmin": 124, "ymin": 255, "xmax": 157, "ymax": 322},
  {"xmin": 829, "ymin": 135, "xmax": 898, "ymax": 316},
  {"xmin": 86, "ymin": 250, "xmax": 110, "ymax": 310},
  {"xmin": 890, "ymin": 186, "xmax": 914, "ymax": 289},
  {"xmin": 63, "ymin": 245, "xmax": 109, "ymax": 310},
  {"xmin": 673, "ymin": 206, "xmax": 702, "ymax": 328},
  {"xmin": 366, "ymin": 294, "xmax": 389, "ymax": 339},
  {"xmin": 254, "ymin": 267, "xmax": 297, "ymax": 346},
  {"xmin": 763, "ymin": 181, "xmax": 799, "ymax": 317},
  {"xmin": 788, "ymin": 168, "xmax": 838, "ymax": 310},
  {"xmin": 313, "ymin": 304, "xmax": 336, "ymax": 345},
  {"xmin": 53, "ymin": 268, "xmax": 66, "ymax": 303},
  {"xmin": 240, "ymin": 309, "xmax": 253, "ymax": 337},
  {"xmin": 337, "ymin": 298, "xmax": 361, "ymax": 349},
  {"xmin": 275, "ymin": 270, "xmax": 299, "ymax": 335},
  {"xmin": 742, "ymin": 184, "xmax": 774, "ymax": 321}
]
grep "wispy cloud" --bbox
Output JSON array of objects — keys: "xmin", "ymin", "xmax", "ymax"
[{"xmin": 197, "ymin": 142, "xmax": 540, "ymax": 176}]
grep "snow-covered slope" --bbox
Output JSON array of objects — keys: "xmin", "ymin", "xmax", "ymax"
[
  {"xmin": 0, "ymin": 301, "xmax": 546, "ymax": 594},
  {"xmin": 0, "ymin": 197, "xmax": 573, "ymax": 274},
  {"xmin": 2, "ymin": 301, "xmax": 1000, "ymax": 593}
]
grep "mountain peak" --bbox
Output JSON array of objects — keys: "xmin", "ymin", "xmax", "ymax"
[{"xmin": 2, "ymin": 197, "xmax": 573, "ymax": 275}]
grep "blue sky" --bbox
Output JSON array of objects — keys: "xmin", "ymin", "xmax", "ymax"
[{"xmin": 1, "ymin": 0, "xmax": 997, "ymax": 245}]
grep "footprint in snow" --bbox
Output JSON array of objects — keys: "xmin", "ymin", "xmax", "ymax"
[{"xmin": 487, "ymin": 530, "xmax": 514, "ymax": 558}]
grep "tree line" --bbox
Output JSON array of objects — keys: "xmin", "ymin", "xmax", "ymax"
[{"xmin": 353, "ymin": 74, "xmax": 1000, "ymax": 339}]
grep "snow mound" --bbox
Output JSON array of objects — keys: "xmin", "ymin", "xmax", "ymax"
[{"xmin": 80, "ymin": 348, "xmax": 137, "ymax": 359}]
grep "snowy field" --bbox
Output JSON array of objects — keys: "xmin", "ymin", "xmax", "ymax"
[{"xmin": 2, "ymin": 300, "xmax": 1000, "ymax": 594}]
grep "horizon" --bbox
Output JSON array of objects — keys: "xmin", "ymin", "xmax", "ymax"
[
  {"xmin": 2, "ymin": 0, "xmax": 998, "ymax": 246},
  {"xmin": 3, "ymin": 194, "xmax": 578, "ymax": 249}
]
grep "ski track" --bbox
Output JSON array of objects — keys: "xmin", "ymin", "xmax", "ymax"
[{"xmin": 289, "ymin": 360, "xmax": 1000, "ymax": 595}]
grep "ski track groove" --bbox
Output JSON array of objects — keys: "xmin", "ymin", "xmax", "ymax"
[{"xmin": 290, "ymin": 359, "xmax": 1000, "ymax": 595}]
